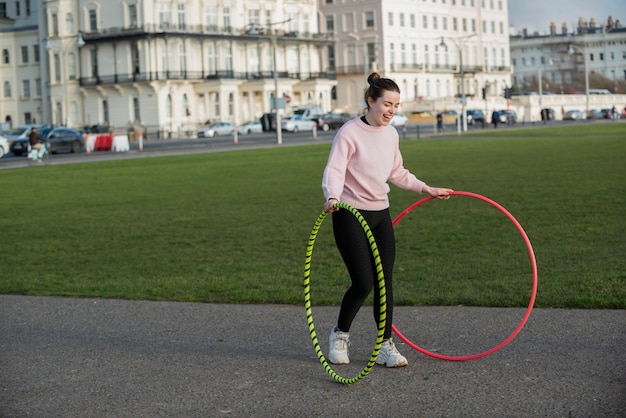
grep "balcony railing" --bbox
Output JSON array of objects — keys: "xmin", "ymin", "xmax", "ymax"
[
  {"xmin": 79, "ymin": 70, "xmax": 336, "ymax": 87},
  {"xmin": 81, "ymin": 24, "xmax": 334, "ymax": 43}
]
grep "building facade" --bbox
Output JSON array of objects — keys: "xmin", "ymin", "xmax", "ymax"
[
  {"xmin": 1, "ymin": 0, "xmax": 336, "ymax": 137},
  {"xmin": 510, "ymin": 17, "xmax": 626, "ymax": 95},
  {"xmin": 319, "ymin": 0, "xmax": 512, "ymax": 115}
]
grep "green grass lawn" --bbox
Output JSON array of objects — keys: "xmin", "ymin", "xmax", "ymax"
[{"xmin": 1, "ymin": 124, "xmax": 624, "ymax": 308}]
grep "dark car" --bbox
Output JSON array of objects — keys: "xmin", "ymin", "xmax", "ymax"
[
  {"xmin": 464, "ymin": 109, "xmax": 485, "ymax": 125},
  {"xmin": 318, "ymin": 113, "xmax": 350, "ymax": 131},
  {"xmin": 39, "ymin": 127, "xmax": 84, "ymax": 153},
  {"xmin": 496, "ymin": 109, "xmax": 517, "ymax": 124}
]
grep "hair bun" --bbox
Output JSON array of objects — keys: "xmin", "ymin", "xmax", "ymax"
[{"xmin": 367, "ymin": 72, "xmax": 381, "ymax": 85}]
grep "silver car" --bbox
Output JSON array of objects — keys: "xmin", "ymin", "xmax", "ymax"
[{"xmin": 197, "ymin": 122, "xmax": 234, "ymax": 138}]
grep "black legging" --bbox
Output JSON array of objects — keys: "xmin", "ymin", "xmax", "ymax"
[{"xmin": 332, "ymin": 207, "xmax": 395, "ymax": 339}]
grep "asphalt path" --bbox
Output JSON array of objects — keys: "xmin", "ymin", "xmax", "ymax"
[{"xmin": 1, "ymin": 295, "xmax": 624, "ymax": 417}]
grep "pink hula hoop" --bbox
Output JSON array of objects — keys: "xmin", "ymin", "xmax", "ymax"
[{"xmin": 391, "ymin": 191, "xmax": 538, "ymax": 361}]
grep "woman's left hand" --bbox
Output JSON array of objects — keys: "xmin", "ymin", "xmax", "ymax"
[{"xmin": 424, "ymin": 186, "xmax": 454, "ymax": 200}]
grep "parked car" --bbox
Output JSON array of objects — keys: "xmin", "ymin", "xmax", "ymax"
[
  {"xmin": 318, "ymin": 113, "xmax": 350, "ymax": 131},
  {"xmin": 564, "ymin": 109, "xmax": 585, "ymax": 120},
  {"xmin": 281, "ymin": 115, "xmax": 316, "ymax": 132},
  {"xmin": 38, "ymin": 127, "xmax": 84, "ymax": 153},
  {"xmin": 496, "ymin": 109, "xmax": 517, "ymax": 124},
  {"xmin": 586, "ymin": 109, "xmax": 603, "ymax": 119},
  {"xmin": 197, "ymin": 122, "xmax": 234, "ymax": 138},
  {"xmin": 5, "ymin": 125, "xmax": 43, "ymax": 156},
  {"xmin": 237, "ymin": 120, "xmax": 263, "ymax": 135},
  {"xmin": 600, "ymin": 108, "xmax": 614, "ymax": 119},
  {"xmin": 464, "ymin": 109, "xmax": 485, "ymax": 125},
  {"xmin": 390, "ymin": 113, "xmax": 408, "ymax": 127},
  {"xmin": 0, "ymin": 135, "xmax": 8, "ymax": 158}
]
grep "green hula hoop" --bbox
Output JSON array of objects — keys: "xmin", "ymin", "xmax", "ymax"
[{"xmin": 303, "ymin": 202, "xmax": 387, "ymax": 385}]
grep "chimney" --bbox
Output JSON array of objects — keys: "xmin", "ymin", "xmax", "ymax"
[
  {"xmin": 562, "ymin": 22, "xmax": 568, "ymax": 34},
  {"xmin": 550, "ymin": 21, "xmax": 556, "ymax": 35}
]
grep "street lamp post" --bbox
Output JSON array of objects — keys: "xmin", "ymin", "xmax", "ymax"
[
  {"xmin": 268, "ymin": 19, "xmax": 291, "ymax": 145},
  {"xmin": 568, "ymin": 44, "xmax": 590, "ymax": 116},
  {"xmin": 440, "ymin": 34, "xmax": 475, "ymax": 132}
]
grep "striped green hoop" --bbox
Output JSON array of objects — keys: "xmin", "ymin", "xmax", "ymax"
[{"xmin": 303, "ymin": 202, "xmax": 387, "ymax": 385}]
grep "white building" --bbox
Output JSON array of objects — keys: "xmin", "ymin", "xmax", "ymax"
[
  {"xmin": 510, "ymin": 17, "xmax": 626, "ymax": 94},
  {"xmin": 319, "ymin": 0, "xmax": 512, "ymax": 115},
  {"xmin": 0, "ymin": 0, "xmax": 336, "ymax": 138}
]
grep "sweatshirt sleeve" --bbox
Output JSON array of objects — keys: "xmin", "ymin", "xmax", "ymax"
[{"xmin": 322, "ymin": 131, "xmax": 353, "ymax": 201}]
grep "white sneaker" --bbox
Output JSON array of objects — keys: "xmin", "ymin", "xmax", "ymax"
[
  {"xmin": 376, "ymin": 338, "xmax": 408, "ymax": 368},
  {"xmin": 328, "ymin": 327, "xmax": 350, "ymax": 364}
]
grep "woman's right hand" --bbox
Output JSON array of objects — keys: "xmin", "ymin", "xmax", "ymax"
[{"xmin": 324, "ymin": 198, "xmax": 339, "ymax": 213}]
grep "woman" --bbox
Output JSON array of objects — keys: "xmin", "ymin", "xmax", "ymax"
[{"xmin": 322, "ymin": 73, "xmax": 453, "ymax": 367}]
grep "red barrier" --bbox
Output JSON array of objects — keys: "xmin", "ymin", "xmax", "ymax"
[{"xmin": 94, "ymin": 135, "xmax": 113, "ymax": 151}]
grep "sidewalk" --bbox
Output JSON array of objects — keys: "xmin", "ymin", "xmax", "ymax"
[{"xmin": 1, "ymin": 295, "xmax": 624, "ymax": 417}]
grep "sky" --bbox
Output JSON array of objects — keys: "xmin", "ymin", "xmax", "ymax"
[{"xmin": 508, "ymin": 0, "xmax": 626, "ymax": 35}]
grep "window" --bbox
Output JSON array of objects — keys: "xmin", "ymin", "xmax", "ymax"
[
  {"xmin": 228, "ymin": 93, "xmax": 234, "ymax": 116},
  {"xmin": 204, "ymin": 6, "xmax": 216, "ymax": 28},
  {"xmin": 26, "ymin": 0, "xmax": 30, "ymax": 16},
  {"xmin": 423, "ymin": 15, "xmax": 428, "ymax": 29},
  {"xmin": 443, "ymin": 17, "xmax": 448, "ymax": 30},
  {"xmin": 88, "ymin": 9, "xmax": 97, "ymax": 31},
  {"xmin": 15, "ymin": 0, "xmax": 20, "ymax": 16},
  {"xmin": 54, "ymin": 54, "xmax": 61, "ymax": 82},
  {"xmin": 388, "ymin": 12, "xmax": 393, "ymax": 26},
  {"xmin": 471, "ymin": 18, "xmax": 475, "ymax": 32},
  {"xmin": 183, "ymin": 93, "xmax": 189, "ymax": 117},
  {"xmin": 24, "ymin": 112, "xmax": 32, "ymax": 124},
  {"xmin": 128, "ymin": 4, "xmax": 137, "ymax": 27},
  {"xmin": 159, "ymin": 3, "xmax": 169, "ymax": 27},
  {"xmin": 326, "ymin": 15, "xmax": 334, "ymax": 32},
  {"xmin": 410, "ymin": 13, "xmax": 415, "ymax": 28},
  {"xmin": 103, "ymin": 99, "xmax": 109, "ymax": 124},
  {"xmin": 90, "ymin": 50, "xmax": 98, "ymax": 77},
  {"xmin": 462, "ymin": 18, "xmax": 467, "ymax": 32},
  {"xmin": 365, "ymin": 11, "xmax": 374, "ymax": 28},
  {"xmin": 223, "ymin": 7, "xmax": 230, "ymax": 30},
  {"xmin": 400, "ymin": 13, "xmax": 405, "ymax": 27},
  {"xmin": 214, "ymin": 93, "xmax": 220, "ymax": 116},
  {"xmin": 35, "ymin": 78, "xmax": 41, "ymax": 96},
  {"xmin": 133, "ymin": 97, "xmax": 141, "ymax": 122},
  {"xmin": 51, "ymin": 12, "xmax": 59, "ymax": 35},
  {"xmin": 21, "ymin": 46, "xmax": 28, "ymax": 63},
  {"xmin": 3, "ymin": 81, "xmax": 11, "ymax": 97},
  {"xmin": 2, "ymin": 48, "xmax": 9, "ymax": 64},
  {"xmin": 66, "ymin": 12, "xmax": 74, "ymax": 33},
  {"xmin": 0, "ymin": 2, "xmax": 6, "ymax": 18},
  {"xmin": 33, "ymin": 45, "xmax": 39, "ymax": 62},
  {"xmin": 22, "ymin": 80, "xmax": 31, "ymax": 98},
  {"xmin": 327, "ymin": 45, "xmax": 335, "ymax": 69},
  {"xmin": 433, "ymin": 16, "xmax": 438, "ymax": 30},
  {"xmin": 499, "ymin": 21, "xmax": 503, "ymax": 34},
  {"xmin": 453, "ymin": 17, "xmax": 457, "ymax": 31},
  {"xmin": 177, "ymin": 3, "xmax": 185, "ymax": 29},
  {"xmin": 599, "ymin": 52, "xmax": 604, "ymax": 61},
  {"xmin": 68, "ymin": 53, "xmax": 76, "ymax": 80}
]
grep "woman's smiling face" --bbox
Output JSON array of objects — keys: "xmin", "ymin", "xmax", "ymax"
[{"xmin": 366, "ymin": 90, "xmax": 401, "ymax": 127}]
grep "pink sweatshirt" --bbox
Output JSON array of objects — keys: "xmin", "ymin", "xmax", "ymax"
[{"xmin": 322, "ymin": 117, "xmax": 426, "ymax": 211}]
